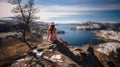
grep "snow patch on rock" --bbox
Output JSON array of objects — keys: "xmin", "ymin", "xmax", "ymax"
[
  {"xmin": 96, "ymin": 42, "xmax": 120, "ymax": 56},
  {"xmin": 17, "ymin": 58, "xmax": 31, "ymax": 62},
  {"xmin": 50, "ymin": 54, "xmax": 62, "ymax": 62},
  {"xmin": 96, "ymin": 30, "xmax": 120, "ymax": 41}
]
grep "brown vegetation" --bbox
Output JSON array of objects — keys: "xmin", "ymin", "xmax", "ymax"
[{"xmin": 0, "ymin": 42, "xmax": 29, "ymax": 66}]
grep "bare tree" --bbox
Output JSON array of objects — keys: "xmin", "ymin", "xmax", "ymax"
[{"xmin": 8, "ymin": 0, "xmax": 39, "ymax": 49}]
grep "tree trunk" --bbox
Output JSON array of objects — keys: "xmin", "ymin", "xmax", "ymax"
[
  {"xmin": 22, "ymin": 24, "xmax": 33, "ymax": 49},
  {"xmin": 24, "ymin": 41, "xmax": 33, "ymax": 49},
  {"xmin": 0, "ymin": 38, "xmax": 2, "ymax": 47},
  {"xmin": 22, "ymin": 23, "xmax": 28, "ymax": 42},
  {"xmin": 23, "ymin": 28, "xmax": 26, "ymax": 42}
]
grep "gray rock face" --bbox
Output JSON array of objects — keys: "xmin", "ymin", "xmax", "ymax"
[
  {"xmin": 53, "ymin": 40, "xmax": 83, "ymax": 66},
  {"xmin": 108, "ymin": 48, "xmax": 120, "ymax": 67}
]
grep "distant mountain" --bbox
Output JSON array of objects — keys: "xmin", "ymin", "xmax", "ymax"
[
  {"xmin": 71, "ymin": 21, "xmax": 120, "ymax": 31},
  {"xmin": 0, "ymin": 16, "xmax": 19, "ymax": 24}
]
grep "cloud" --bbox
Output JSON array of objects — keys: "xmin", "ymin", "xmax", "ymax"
[
  {"xmin": 45, "ymin": 20, "xmax": 82, "ymax": 24},
  {"xmin": 36, "ymin": 5, "xmax": 93, "ymax": 21},
  {"xmin": 102, "ymin": 3, "xmax": 120, "ymax": 10},
  {"xmin": 0, "ymin": 2, "xmax": 15, "ymax": 18},
  {"xmin": 37, "ymin": 4, "xmax": 120, "ymax": 12},
  {"xmin": 0, "ymin": 0, "xmax": 7, "ymax": 2},
  {"xmin": 0, "ymin": 1, "xmax": 120, "ymax": 23},
  {"xmin": 36, "ymin": 4, "xmax": 120, "ymax": 21},
  {"xmin": 35, "ymin": 11, "xmax": 91, "ymax": 21}
]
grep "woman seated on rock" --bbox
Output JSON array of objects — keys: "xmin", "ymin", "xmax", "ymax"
[{"xmin": 47, "ymin": 22, "xmax": 67, "ymax": 44}]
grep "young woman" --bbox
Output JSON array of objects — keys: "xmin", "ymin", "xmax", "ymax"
[{"xmin": 47, "ymin": 22, "xmax": 67, "ymax": 44}]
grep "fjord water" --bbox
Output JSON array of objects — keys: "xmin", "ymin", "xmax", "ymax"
[{"xmin": 56, "ymin": 24, "xmax": 101, "ymax": 46}]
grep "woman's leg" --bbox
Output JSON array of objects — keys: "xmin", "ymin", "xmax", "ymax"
[{"xmin": 57, "ymin": 37, "xmax": 68, "ymax": 45}]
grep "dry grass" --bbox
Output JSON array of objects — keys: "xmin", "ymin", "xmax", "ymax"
[
  {"xmin": 0, "ymin": 41, "xmax": 30, "ymax": 66},
  {"xmin": 94, "ymin": 51, "xmax": 109, "ymax": 67}
]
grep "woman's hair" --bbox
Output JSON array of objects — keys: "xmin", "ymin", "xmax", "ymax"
[{"xmin": 48, "ymin": 25, "xmax": 56, "ymax": 34}]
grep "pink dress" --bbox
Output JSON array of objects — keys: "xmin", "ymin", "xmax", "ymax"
[
  {"xmin": 47, "ymin": 30, "xmax": 64, "ymax": 42},
  {"xmin": 47, "ymin": 30, "xmax": 57, "ymax": 42},
  {"xmin": 47, "ymin": 30, "xmax": 64, "ymax": 43}
]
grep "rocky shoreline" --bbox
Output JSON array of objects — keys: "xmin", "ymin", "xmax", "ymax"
[
  {"xmin": 0, "ymin": 35, "xmax": 119, "ymax": 67},
  {"xmin": 9, "ymin": 41, "xmax": 106, "ymax": 67},
  {"xmin": 71, "ymin": 22, "xmax": 120, "ymax": 31},
  {"xmin": 1, "ymin": 37, "xmax": 118, "ymax": 67},
  {"xmin": 0, "ymin": 22, "xmax": 120, "ymax": 67},
  {"xmin": 69, "ymin": 22, "xmax": 120, "ymax": 67}
]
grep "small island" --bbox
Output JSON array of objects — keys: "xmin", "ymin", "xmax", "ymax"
[{"xmin": 57, "ymin": 30, "xmax": 65, "ymax": 34}]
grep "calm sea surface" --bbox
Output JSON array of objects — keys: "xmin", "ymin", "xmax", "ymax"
[{"xmin": 56, "ymin": 24, "xmax": 102, "ymax": 46}]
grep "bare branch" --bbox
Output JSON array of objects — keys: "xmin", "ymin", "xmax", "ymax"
[{"xmin": 8, "ymin": 0, "xmax": 39, "ymax": 49}]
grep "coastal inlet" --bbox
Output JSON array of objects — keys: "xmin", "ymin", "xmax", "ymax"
[{"xmin": 55, "ymin": 24, "xmax": 103, "ymax": 46}]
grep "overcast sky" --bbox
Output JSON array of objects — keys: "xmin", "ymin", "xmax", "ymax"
[{"xmin": 0, "ymin": 0, "xmax": 120, "ymax": 23}]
